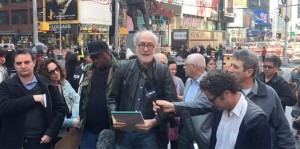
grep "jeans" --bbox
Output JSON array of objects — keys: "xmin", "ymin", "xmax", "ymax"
[
  {"xmin": 119, "ymin": 131, "xmax": 159, "ymax": 149},
  {"xmin": 80, "ymin": 130, "xmax": 98, "ymax": 149}
]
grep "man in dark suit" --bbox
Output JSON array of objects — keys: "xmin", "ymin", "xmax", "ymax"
[{"xmin": 126, "ymin": 0, "xmax": 151, "ymax": 30}]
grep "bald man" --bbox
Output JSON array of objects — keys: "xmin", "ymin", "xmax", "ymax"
[
  {"xmin": 154, "ymin": 53, "xmax": 168, "ymax": 65},
  {"xmin": 169, "ymin": 53, "xmax": 213, "ymax": 148}
]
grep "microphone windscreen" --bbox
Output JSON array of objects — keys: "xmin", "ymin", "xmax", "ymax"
[
  {"xmin": 180, "ymin": 110, "xmax": 197, "ymax": 141},
  {"xmin": 96, "ymin": 129, "xmax": 115, "ymax": 149}
]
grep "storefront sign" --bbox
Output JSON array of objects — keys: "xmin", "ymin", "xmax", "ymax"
[
  {"xmin": 49, "ymin": 24, "xmax": 78, "ymax": 34},
  {"xmin": 189, "ymin": 30, "xmax": 212, "ymax": 41},
  {"xmin": 149, "ymin": 0, "xmax": 175, "ymax": 20},
  {"xmin": 80, "ymin": 24, "xmax": 109, "ymax": 33},
  {"xmin": 173, "ymin": 32, "xmax": 187, "ymax": 40},
  {"xmin": 182, "ymin": 15, "xmax": 204, "ymax": 28}
]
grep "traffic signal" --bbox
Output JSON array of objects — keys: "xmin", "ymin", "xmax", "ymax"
[
  {"xmin": 276, "ymin": 33, "xmax": 281, "ymax": 39},
  {"xmin": 49, "ymin": 9, "xmax": 55, "ymax": 20},
  {"xmin": 279, "ymin": 8, "xmax": 283, "ymax": 17}
]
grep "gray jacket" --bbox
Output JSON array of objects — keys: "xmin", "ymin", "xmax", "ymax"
[
  {"xmin": 248, "ymin": 78, "xmax": 295, "ymax": 149},
  {"xmin": 173, "ymin": 78, "xmax": 213, "ymax": 148}
]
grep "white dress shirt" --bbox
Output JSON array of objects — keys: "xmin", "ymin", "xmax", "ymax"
[{"xmin": 215, "ymin": 93, "xmax": 248, "ymax": 149}]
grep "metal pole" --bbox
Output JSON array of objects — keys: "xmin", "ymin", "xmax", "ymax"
[
  {"xmin": 283, "ymin": 3, "xmax": 288, "ymax": 66},
  {"xmin": 59, "ymin": 12, "xmax": 62, "ymax": 53},
  {"xmin": 114, "ymin": 0, "xmax": 119, "ymax": 51},
  {"xmin": 32, "ymin": 0, "xmax": 38, "ymax": 43}
]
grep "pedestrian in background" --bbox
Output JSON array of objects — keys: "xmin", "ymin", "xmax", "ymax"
[
  {"xmin": 262, "ymin": 47, "xmax": 267, "ymax": 62},
  {"xmin": 256, "ymin": 55, "xmax": 297, "ymax": 111},
  {"xmin": 0, "ymin": 47, "xmax": 8, "ymax": 82}
]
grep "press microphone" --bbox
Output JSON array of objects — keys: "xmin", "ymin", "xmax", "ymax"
[
  {"xmin": 180, "ymin": 110, "xmax": 201, "ymax": 147},
  {"xmin": 96, "ymin": 129, "xmax": 115, "ymax": 149}
]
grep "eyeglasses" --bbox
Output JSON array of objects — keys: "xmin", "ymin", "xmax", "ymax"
[
  {"xmin": 137, "ymin": 43, "xmax": 155, "ymax": 50},
  {"xmin": 208, "ymin": 95, "xmax": 219, "ymax": 103},
  {"xmin": 263, "ymin": 65, "xmax": 275, "ymax": 69},
  {"xmin": 48, "ymin": 67, "xmax": 60, "ymax": 75}
]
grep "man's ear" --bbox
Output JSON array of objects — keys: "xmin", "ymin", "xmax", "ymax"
[{"xmin": 245, "ymin": 69, "xmax": 254, "ymax": 77}]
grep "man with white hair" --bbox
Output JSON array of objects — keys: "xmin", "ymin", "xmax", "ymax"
[
  {"xmin": 154, "ymin": 53, "xmax": 168, "ymax": 65},
  {"xmin": 108, "ymin": 30, "xmax": 178, "ymax": 148}
]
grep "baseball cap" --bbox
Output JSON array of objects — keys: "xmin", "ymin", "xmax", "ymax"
[
  {"xmin": 87, "ymin": 40, "xmax": 109, "ymax": 55},
  {"xmin": 0, "ymin": 48, "xmax": 6, "ymax": 57}
]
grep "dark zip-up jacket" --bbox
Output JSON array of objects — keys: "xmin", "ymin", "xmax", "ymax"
[
  {"xmin": 209, "ymin": 99, "xmax": 271, "ymax": 149},
  {"xmin": 256, "ymin": 72, "xmax": 297, "ymax": 109},
  {"xmin": 0, "ymin": 74, "xmax": 67, "ymax": 148}
]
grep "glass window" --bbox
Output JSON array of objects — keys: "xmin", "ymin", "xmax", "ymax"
[
  {"xmin": 0, "ymin": 0, "xmax": 8, "ymax": 3},
  {"xmin": 30, "ymin": 8, "xmax": 43, "ymax": 23},
  {"xmin": 12, "ymin": 9, "xmax": 28, "ymax": 24},
  {"xmin": 11, "ymin": 0, "xmax": 26, "ymax": 3},
  {"xmin": 0, "ymin": 11, "xmax": 9, "ymax": 25}
]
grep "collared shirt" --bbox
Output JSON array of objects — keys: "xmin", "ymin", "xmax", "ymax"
[
  {"xmin": 23, "ymin": 75, "xmax": 38, "ymax": 90},
  {"xmin": 215, "ymin": 93, "xmax": 248, "ymax": 149},
  {"xmin": 184, "ymin": 72, "xmax": 207, "ymax": 102}
]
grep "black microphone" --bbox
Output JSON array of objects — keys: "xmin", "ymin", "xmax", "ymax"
[
  {"xmin": 96, "ymin": 129, "xmax": 115, "ymax": 149},
  {"xmin": 145, "ymin": 80, "xmax": 157, "ymax": 101}
]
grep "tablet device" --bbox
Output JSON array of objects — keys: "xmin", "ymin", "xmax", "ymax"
[{"xmin": 111, "ymin": 111, "xmax": 145, "ymax": 131}]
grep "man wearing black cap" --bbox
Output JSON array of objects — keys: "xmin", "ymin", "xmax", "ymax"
[
  {"xmin": 0, "ymin": 48, "xmax": 8, "ymax": 82},
  {"xmin": 78, "ymin": 40, "xmax": 118, "ymax": 149}
]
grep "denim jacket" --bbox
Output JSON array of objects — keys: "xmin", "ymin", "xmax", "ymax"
[{"xmin": 61, "ymin": 79, "xmax": 80, "ymax": 128}]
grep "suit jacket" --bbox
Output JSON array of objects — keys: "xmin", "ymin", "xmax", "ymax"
[{"xmin": 173, "ymin": 77, "xmax": 213, "ymax": 148}]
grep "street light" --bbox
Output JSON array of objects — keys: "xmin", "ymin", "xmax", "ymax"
[
  {"xmin": 32, "ymin": 0, "xmax": 38, "ymax": 43},
  {"xmin": 282, "ymin": 2, "xmax": 289, "ymax": 66}
]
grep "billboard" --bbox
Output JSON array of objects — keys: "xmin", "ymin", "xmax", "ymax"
[
  {"xmin": 181, "ymin": 0, "xmax": 211, "ymax": 17},
  {"xmin": 253, "ymin": 9, "xmax": 269, "ymax": 25},
  {"xmin": 224, "ymin": 0, "xmax": 234, "ymax": 17},
  {"xmin": 45, "ymin": 0, "xmax": 78, "ymax": 21},
  {"xmin": 78, "ymin": 0, "xmax": 112, "ymax": 25}
]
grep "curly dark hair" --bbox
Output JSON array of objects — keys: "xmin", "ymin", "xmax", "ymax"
[
  {"xmin": 200, "ymin": 70, "xmax": 239, "ymax": 97},
  {"xmin": 37, "ymin": 59, "xmax": 66, "ymax": 84}
]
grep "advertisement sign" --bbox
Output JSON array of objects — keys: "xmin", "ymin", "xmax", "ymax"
[
  {"xmin": 78, "ymin": 0, "xmax": 112, "ymax": 25},
  {"xmin": 181, "ymin": 0, "xmax": 211, "ymax": 17},
  {"xmin": 45, "ymin": 0, "xmax": 78, "ymax": 21},
  {"xmin": 233, "ymin": 0, "xmax": 247, "ymax": 8},
  {"xmin": 224, "ymin": 0, "xmax": 234, "ymax": 17},
  {"xmin": 253, "ymin": 9, "xmax": 269, "ymax": 25}
]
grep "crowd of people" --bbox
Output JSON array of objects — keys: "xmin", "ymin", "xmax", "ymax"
[{"xmin": 0, "ymin": 30, "xmax": 298, "ymax": 149}]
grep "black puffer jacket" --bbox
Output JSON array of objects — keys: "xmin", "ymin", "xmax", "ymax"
[{"xmin": 256, "ymin": 72, "xmax": 297, "ymax": 110}]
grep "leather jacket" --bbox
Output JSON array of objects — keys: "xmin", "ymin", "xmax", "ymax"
[{"xmin": 107, "ymin": 59, "xmax": 178, "ymax": 148}]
